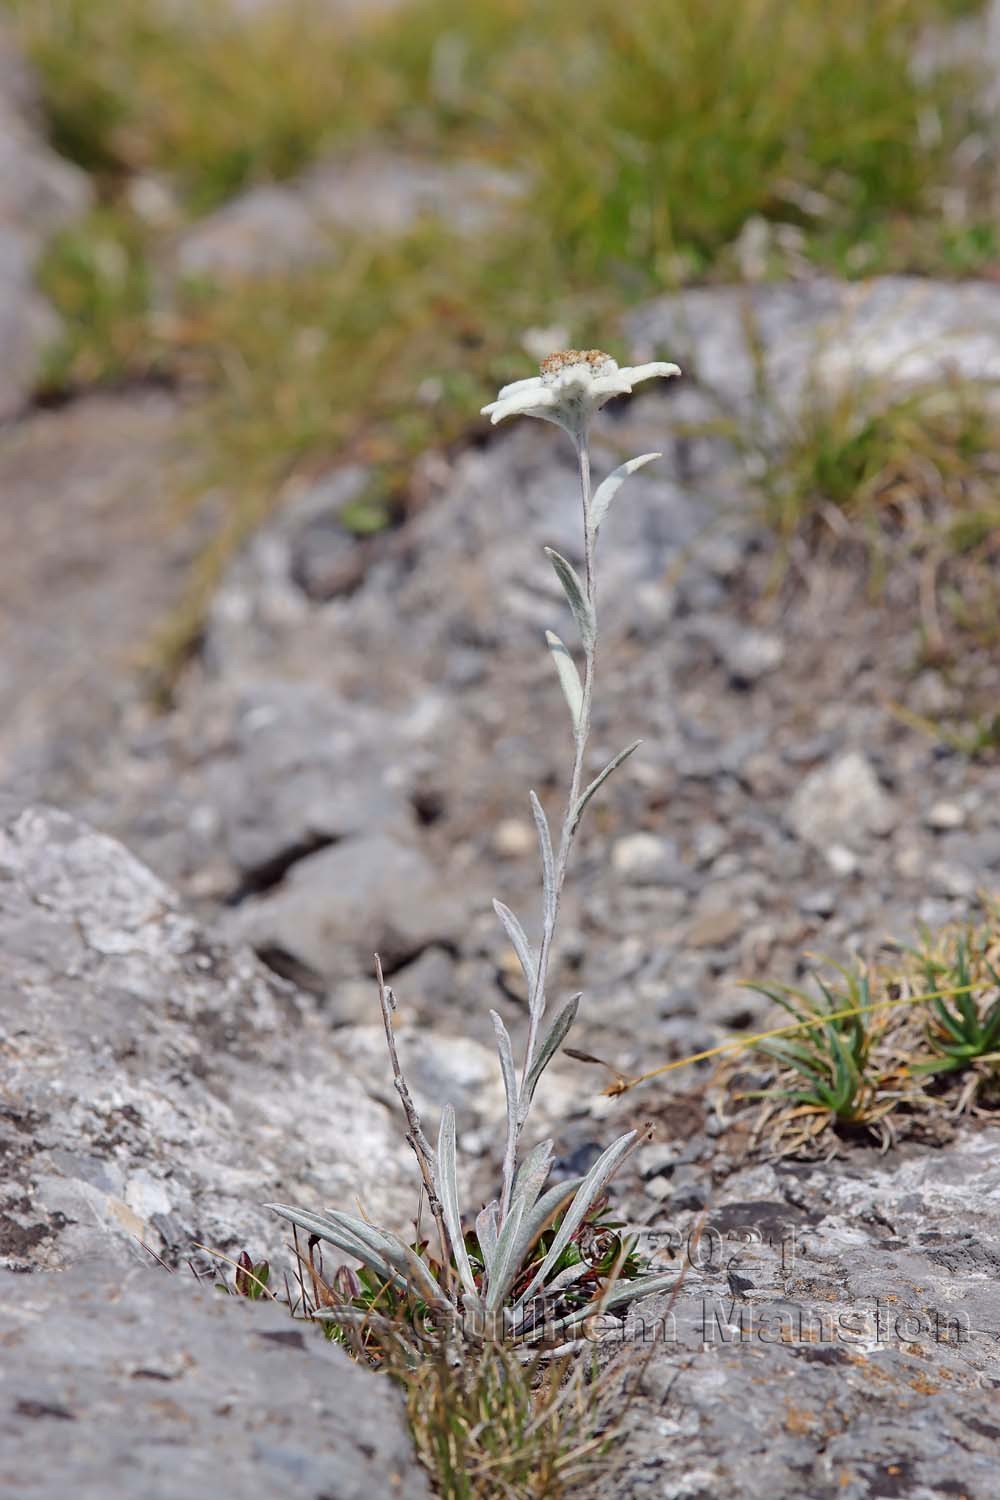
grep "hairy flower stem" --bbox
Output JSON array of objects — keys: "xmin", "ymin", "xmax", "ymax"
[{"xmin": 504, "ymin": 436, "xmax": 598, "ymax": 1221}]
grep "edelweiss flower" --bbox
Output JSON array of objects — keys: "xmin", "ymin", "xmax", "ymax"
[{"xmin": 481, "ymin": 348, "xmax": 680, "ymax": 438}]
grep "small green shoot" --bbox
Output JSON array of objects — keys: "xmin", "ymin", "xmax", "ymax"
[{"xmin": 912, "ymin": 933, "xmax": 1000, "ymax": 1075}]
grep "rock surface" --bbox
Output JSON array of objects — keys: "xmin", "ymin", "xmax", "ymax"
[
  {"xmin": 226, "ymin": 829, "xmax": 466, "ymax": 984},
  {"xmin": 173, "ymin": 152, "xmax": 522, "ymax": 280},
  {"xmin": 0, "ymin": 1260, "xmax": 429, "ymax": 1500},
  {"xmin": 609, "ymin": 1128, "xmax": 1000, "ymax": 1500},
  {"xmin": 0, "ymin": 804, "xmax": 416, "ymax": 1273},
  {"xmin": 0, "ymin": 21, "xmax": 91, "ymax": 417},
  {"xmin": 0, "ymin": 393, "xmax": 200, "ymax": 804},
  {"xmin": 627, "ymin": 275, "xmax": 1000, "ymax": 424}
]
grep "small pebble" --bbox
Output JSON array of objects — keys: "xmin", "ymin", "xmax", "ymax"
[
  {"xmin": 493, "ymin": 819, "xmax": 535, "ymax": 858},
  {"xmin": 925, "ymin": 801, "xmax": 965, "ymax": 832},
  {"xmin": 826, "ymin": 844, "xmax": 859, "ymax": 877},
  {"xmin": 636, "ymin": 1143, "xmax": 676, "ymax": 1180},
  {"xmin": 612, "ymin": 832, "xmax": 679, "ymax": 886},
  {"xmin": 799, "ymin": 888, "xmax": 837, "ymax": 918},
  {"xmin": 646, "ymin": 1176, "xmax": 674, "ymax": 1203},
  {"xmin": 671, "ymin": 1182, "xmax": 708, "ymax": 1212}
]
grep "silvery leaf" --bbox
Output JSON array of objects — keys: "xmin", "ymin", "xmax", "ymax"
[
  {"xmin": 510, "ymin": 1139, "xmax": 553, "ymax": 1219},
  {"xmin": 544, "ymin": 547, "xmax": 594, "ymax": 650},
  {"xmin": 537, "ymin": 1261, "xmax": 591, "ymax": 1298},
  {"xmin": 509, "ymin": 1175, "xmax": 582, "ymax": 1282},
  {"xmin": 544, "ymin": 1272, "xmax": 680, "ymax": 1336},
  {"xmin": 591, "ymin": 452, "xmax": 661, "ymax": 532},
  {"xmin": 519, "ymin": 994, "xmax": 580, "ymax": 1123},
  {"xmin": 491, "ymin": 1002, "xmax": 521, "ymax": 1152},
  {"xmin": 485, "ymin": 1199, "xmax": 526, "ymax": 1312},
  {"xmin": 529, "ymin": 790, "xmax": 555, "ymax": 928},
  {"xmin": 475, "ymin": 1200, "xmax": 499, "ymax": 1275},
  {"xmin": 573, "ymin": 740, "xmax": 641, "ymax": 829},
  {"xmin": 436, "ymin": 1104, "xmax": 479, "ymax": 1301},
  {"xmin": 515, "ymin": 1130, "xmax": 637, "ymax": 1307},
  {"xmin": 331, "ymin": 1210, "xmax": 446, "ymax": 1307},
  {"xmin": 266, "ymin": 1203, "xmax": 404, "ymax": 1293},
  {"xmin": 492, "ymin": 899, "xmax": 536, "ymax": 991},
  {"xmin": 545, "ymin": 630, "xmax": 583, "ymax": 734},
  {"xmin": 597, "ymin": 1270, "xmax": 678, "ymax": 1310}
]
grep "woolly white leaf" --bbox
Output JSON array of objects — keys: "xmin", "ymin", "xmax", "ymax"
[
  {"xmin": 515, "ymin": 1131, "xmax": 637, "ymax": 1308},
  {"xmin": 266, "ymin": 1203, "xmax": 404, "ymax": 1293},
  {"xmin": 520, "ymin": 995, "xmax": 580, "ymax": 1123},
  {"xmin": 529, "ymin": 791, "xmax": 556, "ymax": 930},
  {"xmin": 590, "ymin": 452, "xmax": 661, "ymax": 532},
  {"xmin": 528, "ymin": 1272, "xmax": 680, "ymax": 1341},
  {"xmin": 573, "ymin": 740, "xmax": 642, "ymax": 829},
  {"xmin": 509, "ymin": 1176, "xmax": 582, "ymax": 1284},
  {"xmin": 510, "ymin": 1139, "xmax": 554, "ymax": 1219},
  {"xmin": 545, "ymin": 630, "xmax": 583, "ymax": 734},
  {"xmin": 475, "ymin": 1200, "xmax": 499, "ymax": 1276},
  {"xmin": 485, "ymin": 1199, "xmax": 526, "ymax": 1312},
  {"xmin": 544, "ymin": 547, "xmax": 594, "ymax": 650},
  {"xmin": 333, "ymin": 1211, "xmax": 447, "ymax": 1307},
  {"xmin": 491, "ymin": 1008, "xmax": 521, "ymax": 1158},
  {"xmin": 492, "ymin": 899, "xmax": 536, "ymax": 991},
  {"xmin": 437, "ymin": 1104, "xmax": 480, "ymax": 1301}
]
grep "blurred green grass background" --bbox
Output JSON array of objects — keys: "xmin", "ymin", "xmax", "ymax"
[{"xmin": 4, "ymin": 0, "xmax": 997, "ymax": 667}]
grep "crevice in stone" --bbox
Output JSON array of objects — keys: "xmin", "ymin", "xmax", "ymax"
[
  {"xmin": 225, "ymin": 833, "xmax": 340, "ymax": 905},
  {"xmin": 252, "ymin": 943, "xmax": 328, "ymax": 997}
]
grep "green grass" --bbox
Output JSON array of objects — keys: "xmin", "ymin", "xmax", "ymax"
[
  {"xmin": 10, "ymin": 0, "xmax": 990, "ymax": 267},
  {"xmin": 725, "ymin": 353, "xmax": 1000, "ymax": 680},
  {"xmin": 400, "ymin": 1341, "xmax": 614, "ymax": 1500},
  {"xmin": 758, "ymin": 374, "xmax": 1000, "ymax": 543},
  {"xmin": 35, "ymin": 206, "xmax": 158, "ymax": 389},
  {"xmin": 745, "ymin": 915, "xmax": 1000, "ymax": 1155},
  {"xmin": 6, "ymin": 0, "xmax": 997, "ymax": 669}
]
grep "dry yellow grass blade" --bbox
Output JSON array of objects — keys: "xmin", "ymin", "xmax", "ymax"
[{"xmin": 606, "ymin": 982, "xmax": 975, "ymax": 1096}]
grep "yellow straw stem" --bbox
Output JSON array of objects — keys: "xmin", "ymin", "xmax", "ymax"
[{"xmin": 607, "ymin": 982, "xmax": 975, "ymax": 1095}]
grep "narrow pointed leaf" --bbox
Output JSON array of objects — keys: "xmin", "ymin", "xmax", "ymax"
[
  {"xmin": 591, "ymin": 453, "xmax": 661, "ymax": 532},
  {"xmin": 529, "ymin": 791, "xmax": 556, "ymax": 928},
  {"xmin": 492, "ymin": 899, "xmax": 536, "ymax": 992},
  {"xmin": 436, "ymin": 1104, "xmax": 479, "ymax": 1300},
  {"xmin": 491, "ymin": 1010, "xmax": 519, "ymax": 1135},
  {"xmin": 511, "ymin": 1139, "xmax": 554, "ymax": 1219},
  {"xmin": 573, "ymin": 741, "xmax": 641, "ymax": 828},
  {"xmin": 266, "ymin": 1203, "xmax": 404, "ymax": 1292},
  {"xmin": 539, "ymin": 1262, "xmax": 592, "ymax": 1298},
  {"xmin": 519, "ymin": 995, "xmax": 581, "ymax": 1124},
  {"xmin": 509, "ymin": 1176, "xmax": 582, "ymax": 1278},
  {"xmin": 287, "ymin": 1205, "xmax": 448, "ymax": 1310},
  {"xmin": 528, "ymin": 1272, "xmax": 679, "ymax": 1338},
  {"xmin": 545, "ymin": 630, "xmax": 583, "ymax": 734},
  {"xmin": 339, "ymin": 1214, "xmax": 447, "ymax": 1307},
  {"xmin": 544, "ymin": 547, "xmax": 594, "ymax": 650},
  {"xmin": 485, "ymin": 1200, "xmax": 526, "ymax": 1312},
  {"xmin": 515, "ymin": 1131, "xmax": 637, "ymax": 1308},
  {"xmin": 476, "ymin": 1200, "xmax": 499, "ymax": 1276}
]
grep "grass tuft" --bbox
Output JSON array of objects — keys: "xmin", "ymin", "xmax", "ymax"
[
  {"xmin": 198, "ymin": 1228, "xmax": 620, "ymax": 1500},
  {"xmin": 745, "ymin": 915, "xmax": 1000, "ymax": 1155}
]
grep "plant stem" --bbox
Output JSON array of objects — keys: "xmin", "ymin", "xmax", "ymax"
[{"xmin": 504, "ymin": 434, "xmax": 598, "ymax": 1219}]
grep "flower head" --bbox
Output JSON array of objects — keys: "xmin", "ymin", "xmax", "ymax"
[{"xmin": 481, "ymin": 348, "xmax": 680, "ymax": 439}]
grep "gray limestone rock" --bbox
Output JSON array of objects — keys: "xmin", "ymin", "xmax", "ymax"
[
  {"xmin": 225, "ymin": 831, "xmax": 467, "ymax": 985},
  {"xmin": 627, "ymin": 276, "xmax": 1000, "ymax": 425},
  {"xmin": 0, "ymin": 804, "xmax": 414, "ymax": 1273},
  {"xmin": 609, "ymin": 1130, "xmax": 1000, "ymax": 1500},
  {"xmin": 788, "ymin": 751, "xmax": 898, "ymax": 851},
  {"xmin": 0, "ymin": 22, "xmax": 92, "ymax": 418},
  {"xmin": 173, "ymin": 151, "xmax": 522, "ymax": 281},
  {"xmin": 0, "ymin": 1260, "xmax": 429, "ymax": 1500}
]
